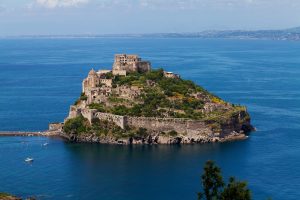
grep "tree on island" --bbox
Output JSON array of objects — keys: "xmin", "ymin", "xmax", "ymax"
[{"xmin": 198, "ymin": 160, "xmax": 251, "ymax": 200}]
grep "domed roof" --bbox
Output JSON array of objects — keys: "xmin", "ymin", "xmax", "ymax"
[{"xmin": 88, "ymin": 69, "xmax": 97, "ymax": 76}]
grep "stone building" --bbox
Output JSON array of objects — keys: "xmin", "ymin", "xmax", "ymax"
[
  {"xmin": 163, "ymin": 71, "xmax": 180, "ymax": 79},
  {"xmin": 82, "ymin": 69, "xmax": 112, "ymax": 93},
  {"xmin": 81, "ymin": 54, "xmax": 151, "ymax": 104},
  {"xmin": 114, "ymin": 85, "xmax": 141, "ymax": 100},
  {"xmin": 112, "ymin": 54, "xmax": 151, "ymax": 75},
  {"xmin": 85, "ymin": 86, "xmax": 112, "ymax": 104}
]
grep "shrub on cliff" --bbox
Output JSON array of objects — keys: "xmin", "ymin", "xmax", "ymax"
[
  {"xmin": 113, "ymin": 73, "xmax": 141, "ymax": 86},
  {"xmin": 145, "ymin": 68, "xmax": 164, "ymax": 81},
  {"xmin": 135, "ymin": 128, "xmax": 148, "ymax": 138},
  {"xmin": 80, "ymin": 92, "xmax": 88, "ymax": 101},
  {"xmin": 89, "ymin": 103, "xmax": 106, "ymax": 112},
  {"xmin": 64, "ymin": 115, "xmax": 90, "ymax": 135},
  {"xmin": 168, "ymin": 130, "xmax": 178, "ymax": 136},
  {"xmin": 111, "ymin": 105, "xmax": 131, "ymax": 116},
  {"xmin": 198, "ymin": 161, "xmax": 251, "ymax": 200},
  {"xmin": 91, "ymin": 118, "xmax": 127, "ymax": 137}
]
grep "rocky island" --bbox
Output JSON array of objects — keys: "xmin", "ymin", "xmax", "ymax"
[{"xmin": 49, "ymin": 54, "xmax": 254, "ymax": 144}]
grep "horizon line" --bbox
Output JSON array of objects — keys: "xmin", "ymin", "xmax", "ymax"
[{"xmin": 1, "ymin": 26, "xmax": 299, "ymax": 38}]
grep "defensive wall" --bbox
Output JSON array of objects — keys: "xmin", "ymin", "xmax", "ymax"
[{"xmin": 69, "ymin": 107, "xmax": 212, "ymax": 135}]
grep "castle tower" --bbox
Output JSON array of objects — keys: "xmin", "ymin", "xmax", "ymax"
[
  {"xmin": 112, "ymin": 54, "xmax": 151, "ymax": 74},
  {"xmin": 82, "ymin": 69, "xmax": 99, "ymax": 93},
  {"xmin": 88, "ymin": 69, "xmax": 97, "ymax": 86}
]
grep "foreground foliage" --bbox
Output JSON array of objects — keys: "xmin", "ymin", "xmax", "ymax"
[
  {"xmin": 198, "ymin": 161, "xmax": 251, "ymax": 200},
  {"xmin": 0, "ymin": 192, "xmax": 21, "ymax": 200}
]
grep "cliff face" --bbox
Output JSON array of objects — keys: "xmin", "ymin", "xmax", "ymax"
[{"xmin": 55, "ymin": 55, "xmax": 254, "ymax": 145}]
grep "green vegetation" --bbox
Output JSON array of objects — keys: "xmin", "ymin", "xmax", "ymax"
[
  {"xmin": 90, "ymin": 118, "xmax": 128, "ymax": 138},
  {"xmin": 64, "ymin": 116, "xmax": 151, "ymax": 139},
  {"xmin": 80, "ymin": 92, "xmax": 88, "ymax": 101},
  {"xmin": 77, "ymin": 69, "xmax": 247, "ymax": 122},
  {"xmin": 89, "ymin": 103, "xmax": 106, "ymax": 112},
  {"xmin": 168, "ymin": 130, "xmax": 178, "ymax": 136},
  {"xmin": 103, "ymin": 72, "xmax": 113, "ymax": 79},
  {"xmin": 198, "ymin": 161, "xmax": 252, "ymax": 200},
  {"xmin": 108, "ymin": 96, "xmax": 126, "ymax": 103},
  {"xmin": 111, "ymin": 105, "xmax": 132, "ymax": 116},
  {"xmin": 0, "ymin": 193, "xmax": 11, "ymax": 197},
  {"xmin": 102, "ymin": 69, "xmax": 221, "ymax": 119},
  {"xmin": 74, "ymin": 93, "xmax": 88, "ymax": 105},
  {"xmin": 0, "ymin": 192, "xmax": 20, "ymax": 200},
  {"xmin": 63, "ymin": 115, "xmax": 90, "ymax": 135},
  {"xmin": 204, "ymin": 106, "xmax": 248, "ymax": 125}
]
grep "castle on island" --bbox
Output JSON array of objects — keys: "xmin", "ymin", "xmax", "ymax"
[
  {"xmin": 48, "ymin": 54, "xmax": 252, "ymax": 144},
  {"xmin": 82, "ymin": 54, "xmax": 179, "ymax": 104}
]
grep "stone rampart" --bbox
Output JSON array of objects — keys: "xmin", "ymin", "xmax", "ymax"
[
  {"xmin": 67, "ymin": 106, "xmax": 81, "ymax": 121},
  {"xmin": 81, "ymin": 108, "xmax": 97, "ymax": 123},
  {"xmin": 87, "ymin": 111, "xmax": 211, "ymax": 135},
  {"xmin": 67, "ymin": 108, "xmax": 212, "ymax": 135},
  {"xmin": 94, "ymin": 112, "xmax": 125, "ymax": 129},
  {"xmin": 125, "ymin": 116, "xmax": 210, "ymax": 135}
]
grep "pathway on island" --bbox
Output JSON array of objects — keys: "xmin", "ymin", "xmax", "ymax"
[{"xmin": 0, "ymin": 131, "xmax": 45, "ymax": 136}]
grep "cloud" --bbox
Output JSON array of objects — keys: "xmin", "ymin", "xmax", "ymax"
[
  {"xmin": 35, "ymin": 0, "xmax": 89, "ymax": 9},
  {"xmin": 93, "ymin": 0, "xmax": 269, "ymax": 10}
]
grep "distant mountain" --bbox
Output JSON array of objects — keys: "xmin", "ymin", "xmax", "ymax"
[
  {"xmin": 143, "ymin": 27, "xmax": 300, "ymax": 41},
  {"xmin": 285, "ymin": 26, "xmax": 300, "ymax": 33},
  {"xmin": 3, "ymin": 27, "xmax": 300, "ymax": 41}
]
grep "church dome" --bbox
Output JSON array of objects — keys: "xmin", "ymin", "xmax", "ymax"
[{"xmin": 88, "ymin": 69, "xmax": 97, "ymax": 76}]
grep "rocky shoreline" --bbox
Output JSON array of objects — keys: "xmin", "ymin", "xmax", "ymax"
[
  {"xmin": 63, "ymin": 121, "xmax": 253, "ymax": 145},
  {"xmin": 60, "ymin": 109, "xmax": 254, "ymax": 145},
  {"xmin": 66, "ymin": 131, "xmax": 248, "ymax": 145},
  {"xmin": 0, "ymin": 129, "xmax": 252, "ymax": 145}
]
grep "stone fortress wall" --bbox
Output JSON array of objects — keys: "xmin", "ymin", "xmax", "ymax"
[
  {"xmin": 125, "ymin": 116, "xmax": 211, "ymax": 136},
  {"xmin": 95, "ymin": 112, "xmax": 126, "ymax": 129},
  {"xmin": 68, "ymin": 106, "xmax": 213, "ymax": 136}
]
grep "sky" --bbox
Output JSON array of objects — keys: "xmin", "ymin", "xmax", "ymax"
[{"xmin": 0, "ymin": 0, "xmax": 300, "ymax": 35}]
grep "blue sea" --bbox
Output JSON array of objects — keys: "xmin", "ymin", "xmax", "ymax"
[{"xmin": 0, "ymin": 38, "xmax": 300, "ymax": 199}]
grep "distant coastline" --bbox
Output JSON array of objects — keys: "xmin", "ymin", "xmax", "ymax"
[{"xmin": 1, "ymin": 26, "xmax": 300, "ymax": 41}]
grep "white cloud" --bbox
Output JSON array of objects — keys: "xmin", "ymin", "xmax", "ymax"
[
  {"xmin": 92, "ymin": 0, "xmax": 269, "ymax": 10},
  {"xmin": 36, "ymin": 0, "xmax": 89, "ymax": 9}
]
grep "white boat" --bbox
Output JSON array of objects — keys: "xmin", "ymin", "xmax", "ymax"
[
  {"xmin": 25, "ymin": 157, "xmax": 34, "ymax": 162},
  {"xmin": 42, "ymin": 142, "xmax": 49, "ymax": 146}
]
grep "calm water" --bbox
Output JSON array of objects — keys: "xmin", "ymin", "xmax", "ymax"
[{"xmin": 0, "ymin": 38, "xmax": 300, "ymax": 199}]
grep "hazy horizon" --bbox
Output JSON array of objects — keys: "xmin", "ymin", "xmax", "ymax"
[{"xmin": 1, "ymin": 0, "xmax": 300, "ymax": 36}]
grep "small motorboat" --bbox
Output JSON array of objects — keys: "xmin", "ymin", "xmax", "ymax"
[
  {"xmin": 25, "ymin": 157, "xmax": 34, "ymax": 162},
  {"xmin": 42, "ymin": 142, "xmax": 49, "ymax": 146}
]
